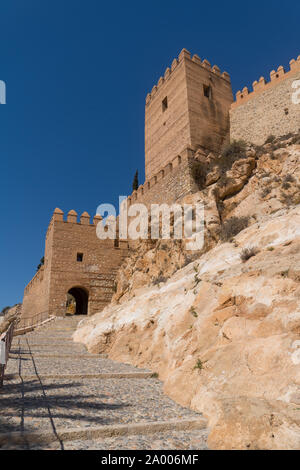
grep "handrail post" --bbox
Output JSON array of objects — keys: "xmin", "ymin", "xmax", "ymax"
[{"xmin": 0, "ymin": 321, "xmax": 15, "ymax": 388}]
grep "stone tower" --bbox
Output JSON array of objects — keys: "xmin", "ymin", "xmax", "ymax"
[
  {"xmin": 145, "ymin": 49, "xmax": 233, "ymax": 180},
  {"xmin": 22, "ymin": 209, "xmax": 128, "ymax": 319}
]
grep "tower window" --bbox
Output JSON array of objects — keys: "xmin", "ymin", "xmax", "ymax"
[
  {"xmin": 77, "ymin": 253, "xmax": 83, "ymax": 262},
  {"xmin": 162, "ymin": 96, "xmax": 168, "ymax": 112},
  {"xmin": 203, "ymin": 85, "xmax": 211, "ymax": 99}
]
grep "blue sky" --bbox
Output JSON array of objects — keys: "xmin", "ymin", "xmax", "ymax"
[{"xmin": 0, "ymin": 0, "xmax": 299, "ymax": 309}]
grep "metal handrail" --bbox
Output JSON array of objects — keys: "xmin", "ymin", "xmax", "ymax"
[
  {"xmin": 0, "ymin": 320, "xmax": 15, "ymax": 387},
  {"xmin": 16, "ymin": 311, "xmax": 49, "ymax": 331}
]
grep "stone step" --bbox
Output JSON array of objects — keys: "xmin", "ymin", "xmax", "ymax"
[
  {"xmin": 9, "ymin": 353, "xmax": 105, "ymax": 359},
  {"xmin": 0, "ymin": 417, "xmax": 207, "ymax": 448},
  {"xmin": 26, "ymin": 428, "xmax": 209, "ymax": 450},
  {"xmin": 5, "ymin": 372, "xmax": 153, "ymax": 380},
  {"xmin": 1, "ymin": 312, "xmax": 208, "ymax": 451},
  {"xmin": 5, "ymin": 352, "xmax": 148, "ymax": 376}
]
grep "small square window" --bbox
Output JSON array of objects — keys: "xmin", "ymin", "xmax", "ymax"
[
  {"xmin": 77, "ymin": 253, "xmax": 83, "ymax": 262},
  {"xmin": 203, "ymin": 85, "xmax": 211, "ymax": 99},
  {"xmin": 162, "ymin": 96, "xmax": 168, "ymax": 112}
]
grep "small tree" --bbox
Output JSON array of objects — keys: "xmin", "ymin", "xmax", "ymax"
[
  {"xmin": 132, "ymin": 170, "xmax": 139, "ymax": 191},
  {"xmin": 36, "ymin": 256, "xmax": 45, "ymax": 272}
]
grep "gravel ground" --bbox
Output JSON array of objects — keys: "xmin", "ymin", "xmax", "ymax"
[
  {"xmin": 1, "ymin": 429, "xmax": 209, "ymax": 450},
  {"xmin": 1, "ymin": 376, "xmax": 199, "ymax": 432},
  {"xmin": 6, "ymin": 355, "xmax": 147, "ymax": 375},
  {"xmin": 1, "ymin": 316, "xmax": 208, "ymax": 450}
]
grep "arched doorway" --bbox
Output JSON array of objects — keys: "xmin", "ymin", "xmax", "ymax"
[{"xmin": 66, "ymin": 287, "xmax": 89, "ymax": 315}]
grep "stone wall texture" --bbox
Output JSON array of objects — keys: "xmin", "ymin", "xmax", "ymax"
[
  {"xmin": 145, "ymin": 49, "xmax": 233, "ymax": 180},
  {"xmin": 128, "ymin": 148, "xmax": 198, "ymax": 210},
  {"xmin": 22, "ymin": 50, "xmax": 300, "ymax": 321},
  {"xmin": 22, "ymin": 210, "xmax": 128, "ymax": 319},
  {"xmin": 230, "ymin": 57, "xmax": 300, "ymax": 144}
]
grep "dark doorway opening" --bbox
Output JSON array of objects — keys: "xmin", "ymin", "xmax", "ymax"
[{"xmin": 66, "ymin": 287, "xmax": 89, "ymax": 315}]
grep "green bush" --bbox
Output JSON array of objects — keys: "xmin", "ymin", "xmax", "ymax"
[{"xmin": 193, "ymin": 359, "xmax": 204, "ymax": 370}]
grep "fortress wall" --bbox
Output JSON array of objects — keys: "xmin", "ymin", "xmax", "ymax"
[
  {"xmin": 22, "ymin": 211, "xmax": 128, "ymax": 319},
  {"xmin": 185, "ymin": 54, "xmax": 233, "ymax": 154},
  {"xmin": 145, "ymin": 55, "xmax": 190, "ymax": 181},
  {"xmin": 145, "ymin": 49, "xmax": 232, "ymax": 181},
  {"xmin": 22, "ymin": 267, "xmax": 49, "ymax": 318},
  {"xmin": 230, "ymin": 56, "xmax": 300, "ymax": 144},
  {"xmin": 47, "ymin": 215, "xmax": 128, "ymax": 317},
  {"xmin": 127, "ymin": 148, "xmax": 198, "ymax": 211}
]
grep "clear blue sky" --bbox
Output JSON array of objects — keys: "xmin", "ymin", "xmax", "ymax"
[{"xmin": 0, "ymin": 0, "xmax": 299, "ymax": 309}]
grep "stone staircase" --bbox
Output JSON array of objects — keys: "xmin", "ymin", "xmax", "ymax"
[{"xmin": 0, "ymin": 316, "xmax": 208, "ymax": 450}]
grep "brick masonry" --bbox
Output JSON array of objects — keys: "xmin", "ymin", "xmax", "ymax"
[
  {"xmin": 145, "ymin": 49, "xmax": 233, "ymax": 180},
  {"xmin": 22, "ymin": 49, "xmax": 299, "ymax": 320},
  {"xmin": 230, "ymin": 56, "xmax": 300, "ymax": 144},
  {"xmin": 128, "ymin": 148, "xmax": 198, "ymax": 209},
  {"xmin": 22, "ymin": 210, "xmax": 128, "ymax": 318}
]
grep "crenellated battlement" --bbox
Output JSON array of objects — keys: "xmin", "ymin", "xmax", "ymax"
[
  {"xmin": 51, "ymin": 208, "xmax": 102, "ymax": 225},
  {"xmin": 145, "ymin": 48, "xmax": 231, "ymax": 105},
  {"xmin": 231, "ymin": 55, "xmax": 300, "ymax": 109},
  {"xmin": 127, "ymin": 152, "xmax": 187, "ymax": 207},
  {"xmin": 24, "ymin": 265, "xmax": 45, "ymax": 294}
]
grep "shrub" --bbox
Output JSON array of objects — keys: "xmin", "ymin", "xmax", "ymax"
[
  {"xmin": 283, "ymin": 174, "xmax": 295, "ymax": 183},
  {"xmin": 153, "ymin": 275, "xmax": 168, "ymax": 285},
  {"xmin": 193, "ymin": 359, "xmax": 204, "ymax": 370},
  {"xmin": 280, "ymin": 192, "xmax": 293, "ymax": 206},
  {"xmin": 151, "ymin": 372, "xmax": 159, "ymax": 378},
  {"xmin": 217, "ymin": 175, "xmax": 234, "ymax": 188},
  {"xmin": 183, "ymin": 252, "xmax": 200, "ymax": 267},
  {"xmin": 218, "ymin": 140, "xmax": 247, "ymax": 172},
  {"xmin": 191, "ymin": 160, "xmax": 206, "ymax": 188},
  {"xmin": 190, "ymin": 306, "xmax": 198, "ymax": 318},
  {"xmin": 265, "ymin": 135, "xmax": 276, "ymax": 144},
  {"xmin": 1, "ymin": 306, "xmax": 11, "ymax": 316},
  {"xmin": 260, "ymin": 187, "xmax": 272, "ymax": 198},
  {"xmin": 219, "ymin": 216, "xmax": 250, "ymax": 241},
  {"xmin": 240, "ymin": 247, "xmax": 259, "ymax": 262},
  {"xmin": 254, "ymin": 145, "xmax": 265, "ymax": 158},
  {"xmin": 290, "ymin": 135, "xmax": 300, "ymax": 145}
]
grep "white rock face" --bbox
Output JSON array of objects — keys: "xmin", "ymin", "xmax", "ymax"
[{"xmin": 74, "ymin": 205, "xmax": 300, "ymax": 449}]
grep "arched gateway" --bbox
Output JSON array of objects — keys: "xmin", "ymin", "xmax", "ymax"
[
  {"xmin": 22, "ymin": 209, "xmax": 128, "ymax": 319},
  {"xmin": 67, "ymin": 287, "xmax": 89, "ymax": 315}
]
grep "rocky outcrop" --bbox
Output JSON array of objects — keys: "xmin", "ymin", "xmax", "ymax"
[
  {"xmin": 74, "ymin": 205, "xmax": 300, "ymax": 449},
  {"xmin": 74, "ymin": 136, "xmax": 300, "ymax": 449}
]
